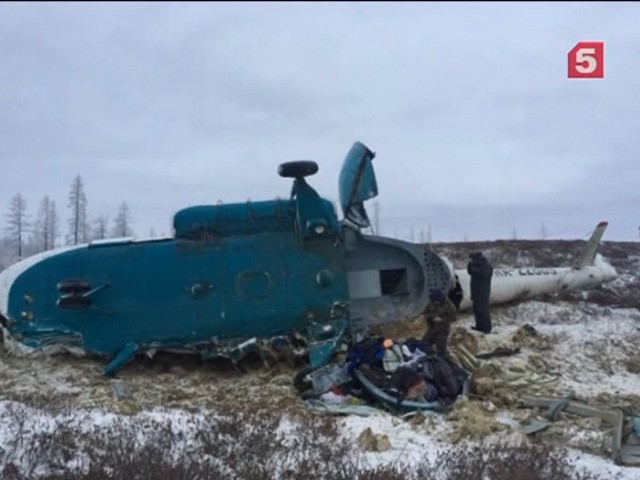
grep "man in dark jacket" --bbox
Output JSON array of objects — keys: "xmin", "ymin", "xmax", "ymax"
[
  {"xmin": 421, "ymin": 288, "xmax": 457, "ymax": 359},
  {"xmin": 467, "ymin": 251, "xmax": 493, "ymax": 333}
]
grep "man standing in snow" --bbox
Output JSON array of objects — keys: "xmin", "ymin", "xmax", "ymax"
[
  {"xmin": 421, "ymin": 288, "xmax": 457, "ymax": 359},
  {"xmin": 467, "ymin": 251, "xmax": 493, "ymax": 333}
]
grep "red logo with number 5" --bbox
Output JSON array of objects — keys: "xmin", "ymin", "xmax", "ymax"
[{"xmin": 568, "ymin": 41, "xmax": 604, "ymax": 78}]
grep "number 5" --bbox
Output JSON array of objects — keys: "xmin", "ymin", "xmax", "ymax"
[
  {"xmin": 575, "ymin": 47, "xmax": 597, "ymax": 74},
  {"xmin": 568, "ymin": 41, "xmax": 604, "ymax": 78}
]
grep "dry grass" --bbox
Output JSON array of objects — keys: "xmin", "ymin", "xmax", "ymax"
[{"xmin": 0, "ymin": 404, "xmax": 605, "ymax": 480}]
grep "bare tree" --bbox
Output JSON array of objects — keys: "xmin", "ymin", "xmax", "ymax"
[
  {"xmin": 5, "ymin": 193, "xmax": 29, "ymax": 258},
  {"xmin": 67, "ymin": 175, "xmax": 88, "ymax": 245},
  {"xmin": 373, "ymin": 201, "xmax": 380, "ymax": 235},
  {"xmin": 34, "ymin": 198, "xmax": 47, "ymax": 252},
  {"xmin": 93, "ymin": 213, "xmax": 110, "ymax": 240},
  {"xmin": 34, "ymin": 195, "xmax": 55, "ymax": 251},
  {"xmin": 112, "ymin": 202, "xmax": 133, "ymax": 237},
  {"xmin": 49, "ymin": 200, "xmax": 59, "ymax": 248},
  {"xmin": 39, "ymin": 196, "xmax": 59, "ymax": 251}
]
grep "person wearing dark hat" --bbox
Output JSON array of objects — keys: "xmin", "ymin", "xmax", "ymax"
[
  {"xmin": 467, "ymin": 251, "xmax": 494, "ymax": 333},
  {"xmin": 421, "ymin": 288, "xmax": 457, "ymax": 359}
]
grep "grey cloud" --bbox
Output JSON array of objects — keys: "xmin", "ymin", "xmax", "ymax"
[{"xmin": 1, "ymin": 2, "xmax": 638, "ymax": 241}]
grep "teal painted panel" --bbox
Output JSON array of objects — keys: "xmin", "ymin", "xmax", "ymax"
[
  {"xmin": 338, "ymin": 142, "xmax": 378, "ymax": 227},
  {"xmin": 173, "ymin": 199, "xmax": 293, "ymax": 239},
  {"xmin": 7, "ymin": 230, "xmax": 348, "ymax": 359}
]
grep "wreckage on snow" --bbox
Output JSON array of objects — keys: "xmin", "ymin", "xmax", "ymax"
[{"xmin": 0, "ymin": 142, "xmax": 618, "ymax": 375}]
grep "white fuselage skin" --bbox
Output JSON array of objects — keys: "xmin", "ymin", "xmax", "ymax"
[{"xmin": 451, "ymin": 254, "xmax": 617, "ymax": 310}]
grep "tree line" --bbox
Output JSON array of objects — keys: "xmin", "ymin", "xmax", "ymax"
[{"xmin": 2, "ymin": 174, "xmax": 134, "ymax": 268}]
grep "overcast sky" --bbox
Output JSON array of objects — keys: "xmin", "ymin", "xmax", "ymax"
[{"xmin": 1, "ymin": 2, "xmax": 639, "ymax": 243}]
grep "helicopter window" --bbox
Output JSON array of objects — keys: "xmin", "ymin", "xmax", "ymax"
[
  {"xmin": 237, "ymin": 271, "xmax": 272, "ymax": 298},
  {"xmin": 379, "ymin": 269, "xmax": 408, "ymax": 296}
]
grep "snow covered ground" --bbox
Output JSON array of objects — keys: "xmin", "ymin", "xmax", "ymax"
[
  {"xmin": 1, "ymin": 241, "xmax": 639, "ymax": 478},
  {"xmin": 342, "ymin": 300, "xmax": 640, "ymax": 480}
]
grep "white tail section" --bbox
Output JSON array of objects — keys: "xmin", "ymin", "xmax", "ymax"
[
  {"xmin": 574, "ymin": 221, "xmax": 608, "ymax": 268},
  {"xmin": 453, "ymin": 220, "xmax": 616, "ymax": 310}
]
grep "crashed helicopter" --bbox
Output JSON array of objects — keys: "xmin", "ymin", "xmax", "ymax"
[{"xmin": 0, "ymin": 142, "xmax": 617, "ymax": 375}]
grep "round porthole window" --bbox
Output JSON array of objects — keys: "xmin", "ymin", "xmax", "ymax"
[{"xmin": 316, "ymin": 269, "xmax": 333, "ymax": 287}]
